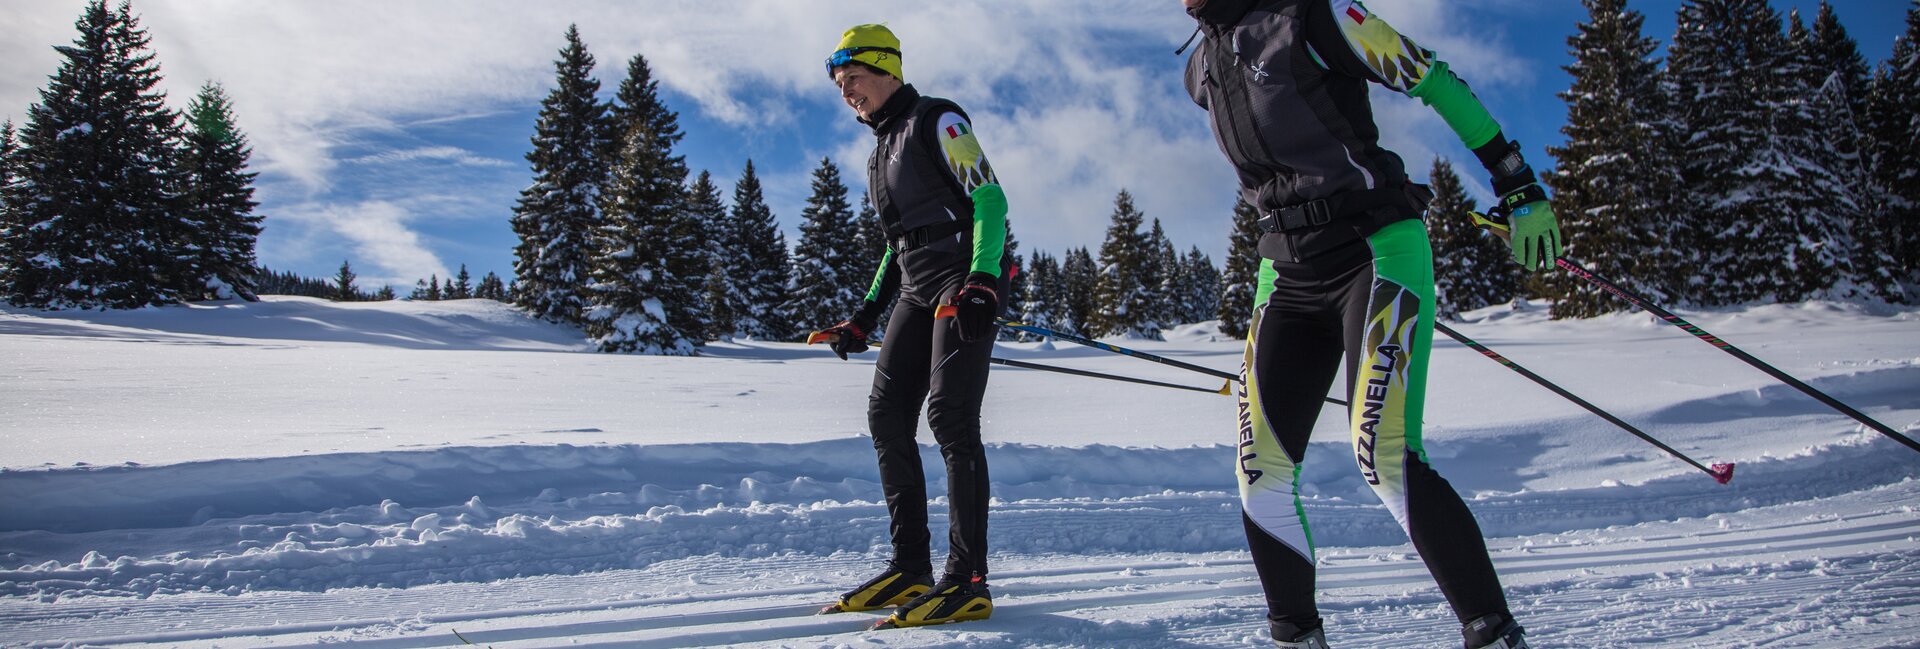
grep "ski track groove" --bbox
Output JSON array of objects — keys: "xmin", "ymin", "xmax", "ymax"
[{"xmin": 13, "ymin": 498, "xmax": 1915, "ymax": 648}]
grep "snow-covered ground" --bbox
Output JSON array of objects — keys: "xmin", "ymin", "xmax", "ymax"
[{"xmin": 1, "ymin": 296, "xmax": 1916, "ymax": 648}]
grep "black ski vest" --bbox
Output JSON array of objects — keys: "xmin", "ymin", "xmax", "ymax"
[
  {"xmin": 1185, "ymin": 0, "xmax": 1426, "ymax": 261},
  {"xmin": 864, "ymin": 85, "xmax": 974, "ymax": 249}
]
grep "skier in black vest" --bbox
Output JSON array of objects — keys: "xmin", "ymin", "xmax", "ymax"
[
  {"xmin": 811, "ymin": 23, "xmax": 1009, "ymax": 630},
  {"xmin": 1178, "ymin": 0, "xmax": 1559, "ymax": 647}
]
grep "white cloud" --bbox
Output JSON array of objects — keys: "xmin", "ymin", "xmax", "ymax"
[
  {"xmin": 272, "ymin": 201, "xmax": 450, "ymax": 289},
  {"xmin": 349, "ymin": 146, "xmax": 513, "ymax": 168}
]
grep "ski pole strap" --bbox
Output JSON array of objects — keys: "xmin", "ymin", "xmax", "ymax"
[
  {"xmin": 1553, "ymin": 257, "xmax": 1920, "ymax": 456},
  {"xmin": 1434, "ymin": 321, "xmax": 1734, "ymax": 483}
]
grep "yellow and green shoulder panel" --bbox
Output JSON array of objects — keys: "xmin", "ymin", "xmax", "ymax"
[
  {"xmin": 1330, "ymin": 0, "xmax": 1499, "ymax": 149},
  {"xmin": 933, "ymin": 111, "xmax": 1008, "ymax": 277}
]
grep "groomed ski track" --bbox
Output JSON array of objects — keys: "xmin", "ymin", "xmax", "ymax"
[{"xmin": 4, "ymin": 462, "xmax": 1915, "ymax": 648}]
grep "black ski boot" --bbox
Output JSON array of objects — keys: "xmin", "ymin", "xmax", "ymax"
[
  {"xmin": 1271, "ymin": 620, "xmax": 1330, "ymax": 649},
  {"xmin": 1463, "ymin": 613, "xmax": 1528, "ymax": 649},
  {"xmin": 818, "ymin": 562, "xmax": 933, "ymax": 614}
]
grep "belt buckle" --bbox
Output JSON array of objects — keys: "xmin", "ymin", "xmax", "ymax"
[{"xmin": 1302, "ymin": 199, "xmax": 1332, "ymax": 226}]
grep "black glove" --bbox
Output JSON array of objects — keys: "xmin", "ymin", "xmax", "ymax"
[
  {"xmin": 948, "ymin": 272, "xmax": 999, "ymax": 344},
  {"xmin": 819, "ymin": 319, "xmax": 870, "ymax": 360}
]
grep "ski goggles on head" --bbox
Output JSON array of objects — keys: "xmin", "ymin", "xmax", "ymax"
[{"xmin": 825, "ymin": 46, "xmax": 900, "ymax": 77}]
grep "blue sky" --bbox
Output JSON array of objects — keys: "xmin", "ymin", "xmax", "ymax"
[{"xmin": 1, "ymin": 0, "xmax": 1910, "ymax": 290}]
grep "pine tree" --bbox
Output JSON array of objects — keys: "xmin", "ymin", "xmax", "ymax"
[
  {"xmin": 511, "ymin": 25, "xmax": 608, "ymax": 324},
  {"xmin": 606, "ymin": 52, "xmax": 706, "ymax": 342},
  {"xmin": 178, "ymin": 82, "xmax": 262, "ymax": 301},
  {"xmin": 0, "ymin": 121, "xmax": 20, "ymax": 299},
  {"xmin": 787, "ymin": 157, "xmax": 862, "ymax": 333},
  {"xmin": 1427, "ymin": 158, "xmax": 1511, "ymax": 319},
  {"xmin": 686, "ymin": 171, "xmax": 731, "ymax": 339},
  {"xmin": 1020, "ymin": 249, "xmax": 1067, "ymax": 337},
  {"xmin": 1669, "ymin": 0, "xmax": 1841, "ymax": 304},
  {"xmin": 1060, "ymin": 246, "xmax": 1096, "ymax": 336},
  {"xmin": 477, "ymin": 272, "xmax": 507, "ymax": 301},
  {"xmin": 1790, "ymin": 9, "xmax": 1902, "ymax": 301},
  {"xmin": 333, "ymin": 260, "xmax": 358, "ymax": 302},
  {"xmin": 10, "ymin": 1, "xmax": 187, "ymax": 309},
  {"xmin": 447, "ymin": 265, "xmax": 473, "ymax": 299},
  {"xmin": 1178, "ymin": 246, "xmax": 1222, "ymax": 325},
  {"xmin": 730, "ymin": 160, "xmax": 792, "ymax": 339},
  {"xmin": 1141, "ymin": 218, "xmax": 1177, "ymax": 329},
  {"xmin": 582, "ymin": 125, "xmax": 693, "ymax": 355},
  {"xmin": 1864, "ymin": 3, "xmax": 1920, "ymax": 291},
  {"xmin": 853, "ymin": 194, "xmax": 886, "ymax": 271},
  {"xmin": 1092, "ymin": 190, "xmax": 1159, "ymax": 339},
  {"xmin": 997, "ymin": 218, "xmax": 1025, "ymax": 341},
  {"xmin": 1542, "ymin": 0, "xmax": 1688, "ymax": 316},
  {"xmin": 1217, "ymin": 198, "xmax": 1261, "ymax": 339}
]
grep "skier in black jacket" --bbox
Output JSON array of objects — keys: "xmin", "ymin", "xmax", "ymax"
[
  {"xmin": 811, "ymin": 23, "xmax": 1010, "ymax": 630},
  {"xmin": 1178, "ymin": 0, "xmax": 1560, "ymax": 647}
]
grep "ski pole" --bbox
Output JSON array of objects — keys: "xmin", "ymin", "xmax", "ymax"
[
  {"xmin": 805, "ymin": 331, "xmax": 1232, "ymax": 395},
  {"xmin": 989, "ymin": 357, "xmax": 1233, "ymax": 395},
  {"xmin": 1470, "ymin": 211, "xmax": 1918, "ymax": 455},
  {"xmin": 931, "ymin": 308, "xmax": 1348, "ymax": 407},
  {"xmin": 1554, "ymin": 257, "xmax": 1920, "ymax": 455},
  {"xmin": 1435, "ymin": 321, "xmax": 1735, "ymax": 484}
]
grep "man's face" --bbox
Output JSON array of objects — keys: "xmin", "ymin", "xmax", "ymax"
[{"xmin": 833, "ymin": 65, "xmax": 899, "ymax": 120}]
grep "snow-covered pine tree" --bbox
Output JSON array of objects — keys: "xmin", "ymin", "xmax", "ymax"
[
  {"xmin": 1093, "ymin": 190, "xmax": 1159, "ymax": 339},
  {"xmin": 606, "ymin": 52, "xmax": 705, "ymax": 344},
  {"xmin": 1427, "ymin": 158, "xmax": 1509, "ymax": 318},
  {"xmin": 178, "ymin": 82, "xmax": 262, "ymax": 302},
  {"xmin": 477, "ymin": 272, "xmax": 507, "ymax": 301},
  {"xmin": 1063, "ymin": 246, "xmax": 1098, "ymax": 336},
  {"xmin": 10, "ymin": 1, "xmax": 187, "ymax": 309},
  {"xmin": 1541, "ymin": 0, "xmax": 1686, "ymax": 317},
  {"xmin": 583, "ymin": 125, "xmax": 692, "ymax": 355},
  {"xmin": 0, "ymin": 121, "xmax": 19, "ymax": 300},
  {"xmin": 1789, "ymin": 10, "xmax": 1903, "ymax": 301},
  {"xmin": 853, "ymin": 195, "xmax": 885, "ymax": 272},
  {"xmin": 511, "ymin": 25, "xmax": 608, "ymax": 324},
  {"xmin": 1141, "ymin": 218, "xmax": 1177, "ymax": 329},
  {"xmin": 1864, "ymin": 3, "xmax": 1920, "ymax": 291},
  {"xmin": 730, "ymin": 160, "xmax": 793, "ymax": 340},
  {"xmin": 1669, "ymin": 0, "xmax": 1841, "ymax": 304},
  {"xmin": 1021, "ymin": 249, "xmax": 1066, "ymax": 336},
  {"xmin": 1217, "ymin": 198, "xmax": 1261, "ymax": 339},
  {"xmin": 686, "ymin": 171, "xmax": 733, "ymax": 340},
  {"xmin": 786, "ymin": 157, "xmax": 862, "ymax": 335},
  {"xmin": 1178, "ymin": 246, "xmax": 1222, "ymax": 325}
]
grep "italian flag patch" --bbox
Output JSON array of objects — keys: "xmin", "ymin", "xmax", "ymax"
[{"xmin": 945, "ymin": 122, "xmax": 970, "ymax": 139}]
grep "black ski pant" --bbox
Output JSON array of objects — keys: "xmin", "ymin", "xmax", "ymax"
[
  {"xmin": 1238, "ymin": 224, "xmax": 1510, "ymax": 635},
  {"xmin": 867, "ymin": 268, "xmax": 999, "ymax": 579}
]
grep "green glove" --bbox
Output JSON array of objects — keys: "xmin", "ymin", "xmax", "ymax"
[{"xmin": 1498, "ymin": 184, "xmax": 1561, "ymax": 272}]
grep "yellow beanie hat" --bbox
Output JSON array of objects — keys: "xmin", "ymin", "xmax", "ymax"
[{"xmin": 828, "ymin": 23, "xmax": 903, "ymax": 81}]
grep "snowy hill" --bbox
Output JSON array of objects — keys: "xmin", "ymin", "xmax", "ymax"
[{"xmin": 0, "ymin": 297, "xmax": 1917, "ymax": 647}]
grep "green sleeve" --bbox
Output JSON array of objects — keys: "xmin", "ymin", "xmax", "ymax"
[
  {"xmin": 864, "ymin": 247, "xmax": 897, "ymax": 302},
  {"xmin": 968, "ymin": 184, "xmax": 1008, "ymax": 277},
  {"xmin": 1406, "ymin": 61, "xmax": 1501, "ymax": 150}
]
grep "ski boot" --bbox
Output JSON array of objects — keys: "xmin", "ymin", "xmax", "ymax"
[
  {"xmin": 817, "ymin": 562, "xmax": 933, "ymax": 614},
  {"xmin": 1271, "ymin": 621, "xmax": 1330, "ymax": 649},
  {"xmin": 871, "ymin": 573, "xmax": 992, "ymax": 629},
  {"xmin": 1463, "ymin": 613, "xmax": 1529, "ymax": 649}
]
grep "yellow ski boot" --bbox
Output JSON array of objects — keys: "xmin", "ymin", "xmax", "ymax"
[
  {"xmin": 818, "ymin": 563, "xmax": 933, "ymax": 614},
  {"xmin": 871, "ymin": 574, "xmax": 992, "ymax": 629}
]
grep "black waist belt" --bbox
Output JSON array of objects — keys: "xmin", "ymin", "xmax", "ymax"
[
  {"xmin": 1256, "ymin": 186, "xmax": 1411, "ymax": 234},
  {"xmin": 891, "ymin": 219, "xmax": 971, "ymax": 251}
]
